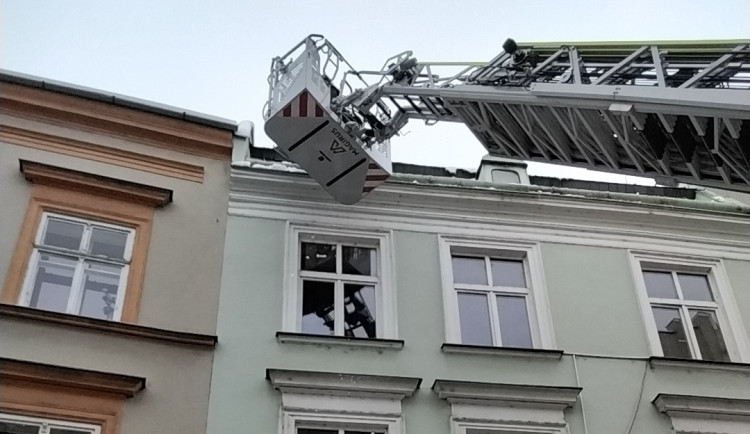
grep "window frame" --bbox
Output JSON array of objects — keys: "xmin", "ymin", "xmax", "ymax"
[
  {"xmin": 629, "ymin": 251, "xmax": 750, "ymax": 363},
  {"xmin": 438, "ymin": 236, "xmax": 556, "ymax": 349},
  {"xmin": 3, "ymin": 161, "xmax": 170, "ymax": 323},
  {"xmin": 282, "ymin": 411, "xmax": 398, "ymax": 434},
  {"xmin": 0, "ymin": 412, "xmax": 101, "ymax": 434},
  {"xmin": 17, "ymin": 212, "xmax": 135, "ymax": 321},
  {"xmin": 454, "ymin": 421, "xmax": 567, "ymax": 434},
  {"xmin": 283, "ymin": 224, "xmax": 397, "ymax": 339},
  {"xmin": 268, "ymin": 369, "xmax": 416, "ymax": 434}
]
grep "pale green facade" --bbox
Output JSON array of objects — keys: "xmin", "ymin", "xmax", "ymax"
[{"xmin": 207, "ymin": 163, "xmax": 750, "ymax": 433}]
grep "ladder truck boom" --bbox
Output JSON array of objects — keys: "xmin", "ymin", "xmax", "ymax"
[{"xmin": 264, "ymin": 35, "xmax": 750, "ymax": 204}]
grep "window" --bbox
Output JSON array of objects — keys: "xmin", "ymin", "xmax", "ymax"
[
  {"xmin": 1, "ymin": 358, "xmax": 144, "ymax": 434},
  {"xmin": 491, "ymin": 169, "xmax": 521, "ymax": 184},
  {"xmin": 0, "ymin": 413, "xmax": 100, "ymax": 434},
  {"xmin": 17, "ymin": 213, "xmax": 134, "ymax": 321},
  {"xmin": 284, "ymin": 226, "xmax": 396, "ymax": 339},
  {"xmin": 2, "ymin": 160, "xmax": 171, "ymax": 323},
  {"xmin": 433, "ymin": 380, "xmax": 580, "ymax": 434},
  {"xmin": 630, "ymin": 252, "xmax": 750, "ymax": 363},
  {"xmin": 268, "ymin": 369, "xmax": 418, "ymax": 434},
  {"xmin": 439, "ymin": 237, "xmax": 555, "ymax": 349},
  {"xmin": 653, "ymin": 393, "xmax": 750, "ymax": 434},
  {"xmin": 297, "ymin": 430, "xmax": 384, "ymax": 434}
]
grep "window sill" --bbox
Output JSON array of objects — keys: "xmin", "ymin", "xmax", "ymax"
[
  {"xmin": 441, "ymin": 343, "xmax": 564, "ymax": 360},
  {"xmin": 276, "ymin": 331, "xmax": 404, "ymax": 350},
  {"xmin": 649, "ymin": 356, "xmax": 750, "ymax": 373},
  {"xmin": 0, "ymin": 304, "xmax": 217, "ymax": 348}
]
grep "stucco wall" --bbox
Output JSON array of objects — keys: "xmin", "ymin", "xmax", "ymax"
[
  {"xmin": 0, "ymin": 120, "xmax": 230, "ymax": 333},
  {"xmin": 1, "ymin": 110, "xmax": 230, "ymax": 434},
  {"xmin": 208, "ymin": 210, "xmax": 750, "ymax": 434}
]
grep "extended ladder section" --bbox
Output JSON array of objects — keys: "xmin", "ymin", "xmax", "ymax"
[{"xmin": 265, "ymin": 36, "xmax": 750, "ymax": 203}]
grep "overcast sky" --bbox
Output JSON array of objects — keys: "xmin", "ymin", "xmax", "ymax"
[{"xmin": 2, "ymin": 0, "xmax": 748, "ymax": 182}]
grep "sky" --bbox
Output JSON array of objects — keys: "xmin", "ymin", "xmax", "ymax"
[{"xmin": 2, "ymin": 0, "xmax": 749, "ymax": 183}]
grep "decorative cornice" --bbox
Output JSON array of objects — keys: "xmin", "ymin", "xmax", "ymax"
[
  {"xmin": 0, "ymin": 357, "xmax": 145, "ymax": 398},
  {"xmin": 653, "ymin": 393, "xmax": 750, "ymax": 419},
  {"xmin": 432, "ymin": 379, "xmax": 581, "ymax": 408},
  {"xmin": 20, "ymin": 160, "xmax": 172, "ymax": 207},
  {"xmin": 276, "ymin": 331, "xmax": 404, "ymax": 350},
  {"xmin": 0, "ymin": 304, "xmax": 217, "ymax": 348},
  {"xmin": 2, "ymin": 125, "xmax": 204, "ymax": 183},
  {"xmin": 228, "ymin": 170, "xmax": 750, "ymax": 261},
  {"xmin": 1, "ymin": 82, "xmax": 234, "ymax": 160},
  {"xmin": 441, "ymin": 343, "xmax": 563, "ymax": 359},
  {"xmin": 267, "ymin": 369, "xmax": 421, "ymax": 400}
]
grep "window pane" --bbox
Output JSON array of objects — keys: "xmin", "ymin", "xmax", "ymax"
[
  {"xmin": 89, "ymin": 227, "xmax": 128, "ymax": 259},
  {"xmin": 496, "ymin": 295, "xmax": 533, "ymax": 348},
  {"xmin": 690, "ymin": 309, "xmax": 730, "ymax": 362},
  {"xmin": 301, "ymin": 280, "xmax": 335, "ymax": 335},
  {"xmin": 297, "ymin": 430, "xmax": 336, "ymax": 434},
  {"xmin": 678, "ymin": 274, "xmax": 713, "ymax": 302},
  {"xmin": 457, "ymin": 292, "xmax": 492, "ymax": 345},
  {"xmin": 490, "ymin": 259, "xmax": 526, "ymax": 287},
  {"xmin": 0, "ymin": 421, "xmax": 41, "ymax": 434},
  {"xmin": 301, "ymin": 243, "xmax": 336, "ymax": 272},
  {"xmin": 342, "ymin": 246, "xmax": 375, "ymax": 276},
  {"xmin": 29, "ymin": 254, "xmax": 77, "ymax": 313},
  {"xmin": 452, "ymin": 256, "xmax": 487, "ymax": 285},
  {"xmin": 643, "ymin": 271, "xmax": 678, "ymax": 299},
  {"xmin": 78, "ymin": 263, "xmax": 122, "ymax": 320},
  {"xmin": 344, "ymin": 284, "xmax": 376, "ymax": 338},
  {"xmin": 43, "ymin": 219, "xmax": 84, "ymax": 250},
  {"xmin": 651, "ymin": 307, "xmax": 692, "ymax": 359},
  {"xmin": 491, "ymin": 169, "xmax": 520, "ymax": 184}
]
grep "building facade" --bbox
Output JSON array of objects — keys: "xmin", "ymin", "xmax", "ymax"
[
  {"xmin": 208, "ymin": 147, "xmax": 750, "ymax": 434},
  {"xmin": 0, "ymin": 71, "xmax": 238, "ymax": 434}
]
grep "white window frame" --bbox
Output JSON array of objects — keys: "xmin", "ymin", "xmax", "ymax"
[
  {"xmin": 18, "ymin": 212, "xmax": 135, "ymax": 321},
  {"xmin": 454, "ymin": 422, "xmax": 567, "ymax": 434},
  {"xmin": 433, "ymin": 380, "xmax": 579, "ymax": 434},
  {"xmin": 0, "ymin": 412, "xmax": 101, "ymax": 434},
  {"xmin": 269, "ymin": 369, "xmax": 415, "ymax": 434},
  {"xmin": 282, "ymin": 410, "xmax": 399, "ymax": 434},
  {"xmin": 438, "ymin": 236, "xmax": 556, "ymax": 349},
  {"xmin": 629, "ymin": 251, "xmax": 750, "ymax": 363},
  {"xmin": 653, "ymin": 393, "xmax": 750, "ymax": 434},
  {"xmin": 283, "ymin": 224, "xmax": 397, "ymax": 339}
]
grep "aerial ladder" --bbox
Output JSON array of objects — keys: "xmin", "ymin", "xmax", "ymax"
[{"xmin": 264, "ymin": 35, "xmax": 750, "ymax": 204}]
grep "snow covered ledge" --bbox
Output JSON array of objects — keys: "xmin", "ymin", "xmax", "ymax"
[
  {"xmin": 267, "ymin": 369, "xmax": 421, "ymax": 434},
  {"xmin": 653, "ymin": 393, "xmax": 750, "ymax": 434},
  {"xmin": 432, "ymin": 379, "xmax": 581, "ymax": 433}
]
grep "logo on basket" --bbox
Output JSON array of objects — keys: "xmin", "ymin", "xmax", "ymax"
[{"xmin": 330, "ymin": 140, "xmax": 346, "ymax": 154}]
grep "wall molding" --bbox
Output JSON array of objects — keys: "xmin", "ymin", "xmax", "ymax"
[
  {"xmin": 2, "ymin": 125, "xmax": 205, "ymax": 182},
  {"xmin": 229, "ymin": 180, "xmax": 750, "ymax": 261},
  {"xmin": 0, "ymin": 357, "xmax": 145, "ymax": 398},
  {"xmin": 0, "ymin": 304, "xmax": 218, "ymax": 348},
  {"xmin": 21, "ymin": 160, "xmax": 173, "ymax": 207},
  {"xmin": 1, "ymin": 82, "xmax": 233, "ymax": 160}
]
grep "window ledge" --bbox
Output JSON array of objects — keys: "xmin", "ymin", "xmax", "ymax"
[
  {"xmin": 0, "ymin": 304, "xmax": 217, "ymax": 348},
  {"xmin": 441, "ymin": 343, "xmax": 563, "ymax": 360},
  {"xmin": 276, "ymin": 331, "xmax": 404, "ymax": 350},
  {"xmin": 649, "ymin": 356, "xmax": 750, "ymax": 373}
]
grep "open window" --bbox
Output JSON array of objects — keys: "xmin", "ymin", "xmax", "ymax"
[{"xmin": 282, "ymin": 225, "xmax": 396, "ymax": 340}]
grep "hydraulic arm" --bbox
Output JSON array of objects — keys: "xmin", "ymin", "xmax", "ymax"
[{"xmin": 264, "ymin": 35, "xmax": 750, "ymax": 204}]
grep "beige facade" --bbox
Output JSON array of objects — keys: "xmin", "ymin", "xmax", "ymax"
[{"xmin": 0, "ymin": 73, "xmax": 236, "ymax": 434}]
